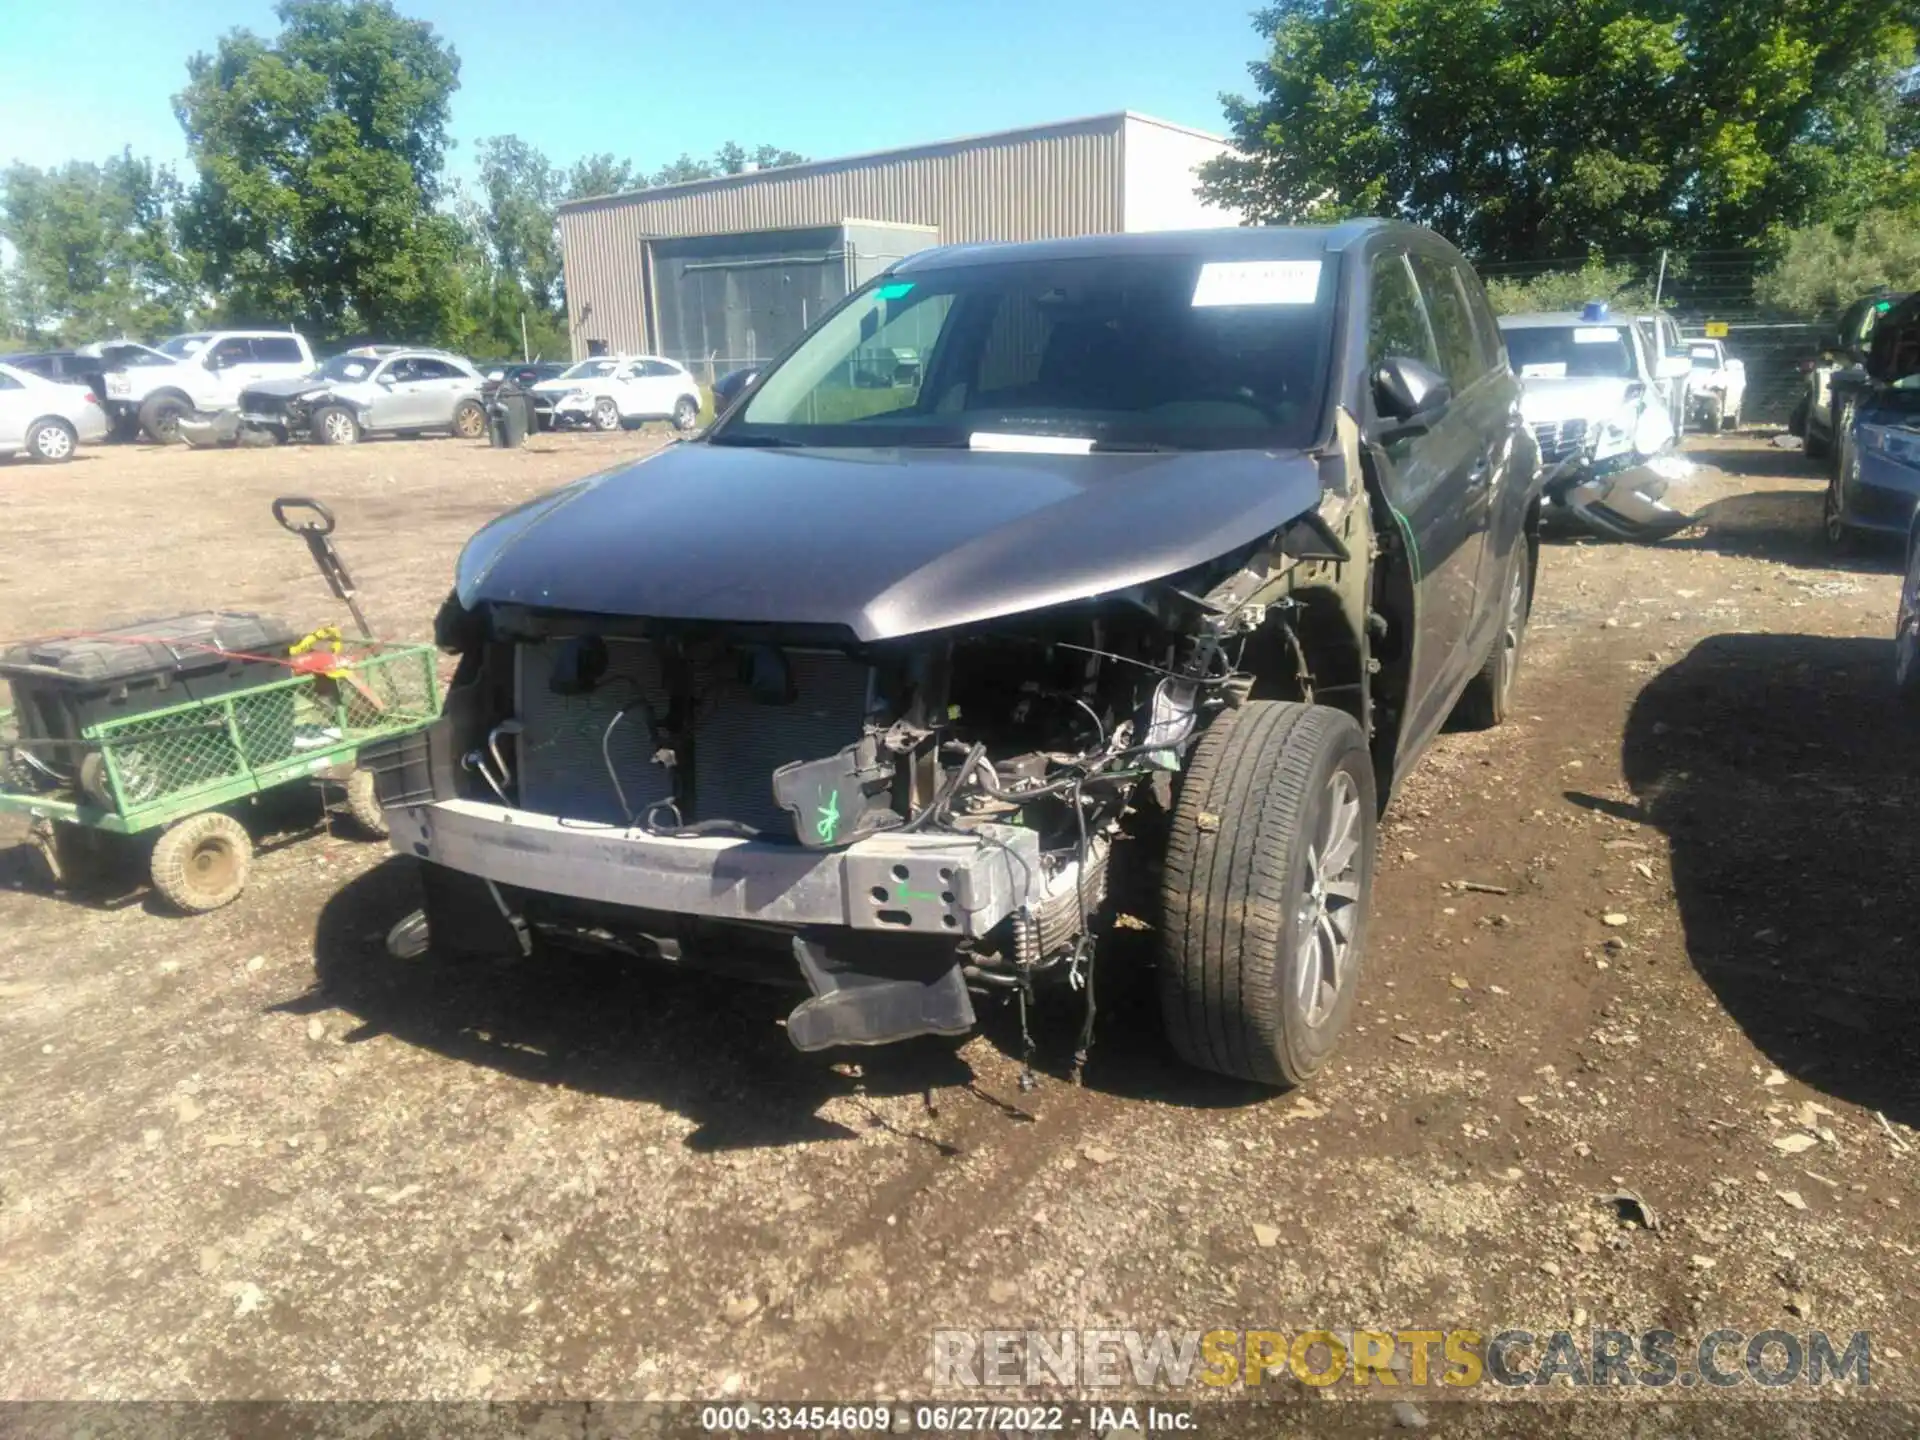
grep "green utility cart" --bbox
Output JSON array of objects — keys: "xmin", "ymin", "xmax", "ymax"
[{"xmin": 0, "ymin": 497, "xmax": 439, "ymax": 912}]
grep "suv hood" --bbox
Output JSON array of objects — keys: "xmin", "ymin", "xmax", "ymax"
[
  {"xmin": 239, "ymin": 375, "xmax": 327, "ymax": 400},
  {"xmin": 457, "ymin": 442, "xmax": 1326, "ymax": 641},
  {"xmin": 1517, "ymin": 377, "xmax": 1636, "ymax": 427}
]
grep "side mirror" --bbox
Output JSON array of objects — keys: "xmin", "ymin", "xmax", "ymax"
[
  {"xmin": 713, "ymin": 367, "xmax": 760, "ymax": 412},
  {"xmin": 375, "ymin": 372, "xmax": 397, "ymax": 388},
  {"xmin": 1373, "ymin": 356, "xmax": 1450, "ymax": 439},
  {"xmin": 1655, "ymin": 354, "xmax": 1692, "ymax": 381},
  {"xmin": 1830, "ymin": 365, "xmax": 1871, "ymax": 397}
]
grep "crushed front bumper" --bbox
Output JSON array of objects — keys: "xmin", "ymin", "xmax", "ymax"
[
  {"xmin": 1546, "ymin": 451, "xmax": 1703, "ymax": 541},
  {"xmin": 390, "ymin": 798, "xmax": 1042, "ymax": 939}
]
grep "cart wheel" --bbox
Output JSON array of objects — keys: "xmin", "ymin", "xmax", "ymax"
[
  {"xmin": 151, "ymin": 812, "xmax": 252, "ymax": 913},
  {"xmin": 345, "ymin": 769, "xmax": 389, "ymax": 838}
]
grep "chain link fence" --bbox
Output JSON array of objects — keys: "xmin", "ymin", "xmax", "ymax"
[{"xmin": 1478, "ymin": 251, "xmax": 1834, "ymax": 426}]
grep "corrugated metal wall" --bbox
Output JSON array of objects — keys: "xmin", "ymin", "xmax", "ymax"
[{"xmin": 558, "ymin": 116, "xmax": 1128, "ymax": 357}]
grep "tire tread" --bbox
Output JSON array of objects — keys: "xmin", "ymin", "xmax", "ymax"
[{"xmin": 1160, "ymin": 700, "xmax": 1370, "ymax": 1085}]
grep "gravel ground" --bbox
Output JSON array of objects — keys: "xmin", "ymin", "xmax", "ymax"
[{"xmin": 1, "ymin": 429, "xmax": 1918, "ymax": 1435}]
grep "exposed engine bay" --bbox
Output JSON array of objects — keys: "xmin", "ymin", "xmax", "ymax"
[{"xmin": 388, "ymin": 502, "xmax": 1372, "ymax": 1066}]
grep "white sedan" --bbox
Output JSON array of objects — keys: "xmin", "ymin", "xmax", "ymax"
[
  {"xmin": 531, "ymin": 357, "xmax": 703, "ymax": 432},
  {"xmin": 0, "ymin": 362, "xmax": 109, "ymax": 463}
]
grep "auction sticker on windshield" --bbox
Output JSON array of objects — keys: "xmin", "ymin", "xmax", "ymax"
[
  {"xmin": 1574, "ymin": 327, "xmax": 1623, "ymax": 343},
  {"xmin": 1191, "ymin": 260, "xmax": 1322, "ymax": 307}
]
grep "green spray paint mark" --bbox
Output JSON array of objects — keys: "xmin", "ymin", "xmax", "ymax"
[
  {"xmin": 815, "ymin": 788, "xmax": 841, "ymax": 844},
  {"xmin": 1389, "ymin": 504, "xmax": 1423, "ymax": 583},
  {"xmin": 897, "ymin": 886, "xmax": 941, "ymax": 903},
  {"xmin": 873, "ymin": 281, "xmax": 915, "ymax": 301}
]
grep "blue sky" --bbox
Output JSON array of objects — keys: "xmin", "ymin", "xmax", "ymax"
[{"xmin": 0, "ymin": 0, "xmax": 1264, "ymax": 185}]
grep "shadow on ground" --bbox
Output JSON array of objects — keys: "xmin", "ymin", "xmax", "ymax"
[
  {"xmin": 302, "ymin": 856, "xmax": 999, "ymax": 1151},
  {"xmin": 300, "ymin": 845, "xmax": 1263, "ymax": 1148},
  {"xmin": 1618, "ymin": 631, "xmax": 1920, "ymax": 1125}
]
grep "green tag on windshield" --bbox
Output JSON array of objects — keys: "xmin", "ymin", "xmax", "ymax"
[{"xmin": 873, "ymin": 281, "xmax": 915, "ymax": 301}]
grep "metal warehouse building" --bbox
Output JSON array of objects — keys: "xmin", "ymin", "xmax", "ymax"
[{"xmin": 555, "ymin": 112, "xmax": 1237, "ymax": 372}]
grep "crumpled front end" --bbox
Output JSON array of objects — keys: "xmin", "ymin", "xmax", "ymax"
[
  {"xmin": 364, "ymin": 503, "xmax": 1363, "ymax": 1051},
  {"xmin": 1523, "ymin": 386, "xmax": 1700, "ymax": 541}
]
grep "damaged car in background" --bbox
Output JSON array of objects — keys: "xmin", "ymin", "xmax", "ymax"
[
  {"xmin": 360, "ymin": 223, "xmax": 1542, "ymax": 1087},
  {"xmin": 1499, "ymin": 304, "xmax": 1700, "ymax": 541}
]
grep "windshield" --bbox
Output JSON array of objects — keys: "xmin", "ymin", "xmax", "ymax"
[
  {"xmin": 160, "ymin": 334, "xmax": 210, "ymax": 359},
  {"xmin": 316, "ymin": 353, "xmax": 379, "ymax": 382},
  {"xmin": 720, "ymin": 252, "xmax": 1337, "ymax": 451},
  {"xmin": 1502, "ymin": 324, "xmax": 1636, "ymax": 380},
  {"xmin": 1688, "ymin": 345, "xmax": 1722, "ymax": 370},
  {"xmin": 98, "ymin": 342, "xmax": 174, "ymax": 367},
  {"xmin": 560, "ymin": 359, "xmax": 622, "ymax": 380}
]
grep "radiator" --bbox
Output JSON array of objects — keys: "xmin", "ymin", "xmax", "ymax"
[
  {"xmin": 516, "ymin": 639, "xmax": 674, "ymax": 825},
  {"xmin": 690, "ymin": 650, "xmax": 874, "ymax": 835},
  {"xmin": 514, "ymin": 640, "xmax": 873, "ymax": 837}
]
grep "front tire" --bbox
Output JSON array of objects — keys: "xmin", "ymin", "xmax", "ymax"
[
  {"xmin": 1455, "ymin": 543, "xmax": 1531, "ymax": 729},
  {"xmin": 672, "ymin": 396, "xmax": 700, "ymax": 432},
  {"xmin": 313, "ymin": 405, "xmax": 360, "ymax": 446},
  {"xmin": 1159, "ymin": 701, "xmax": 1377, "ymax": 1087},
  {"xmin": 25, "ymin": 418, "xmax": 77, "ymax": 463},
  {"xmin": 138, "ymin": 392, "xmax": 190, "ymax": 444},
  {"xmin": 592, "ymin": 397, "xmax": 620, "ymax": 431},
  {"xmin": 1825, "ymin": 441, "xmax": 1859, "ymax": 550}
]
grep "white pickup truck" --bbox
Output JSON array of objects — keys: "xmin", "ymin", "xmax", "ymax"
[
  {"xmin": 1685, "ymin": 339, "xmax": 1746, "ymax": 431},
  {"xmin": 95, "ymin": 330, "xmax": 316, "ymax": 442}
]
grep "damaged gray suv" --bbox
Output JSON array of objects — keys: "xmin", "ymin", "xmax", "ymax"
[{"xmin": 364, "ymin": 222, "xmax": 1542, "ymax": 1087}]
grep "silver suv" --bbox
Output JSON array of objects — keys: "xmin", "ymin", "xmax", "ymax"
[{"xmin": 237, "ymin": 347, "xmax": 488, "ymax": 445}]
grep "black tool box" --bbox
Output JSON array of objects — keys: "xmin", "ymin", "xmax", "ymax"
[{"xmin": 0, "ymin": 612, "xmax": 302, "ymax": 776}]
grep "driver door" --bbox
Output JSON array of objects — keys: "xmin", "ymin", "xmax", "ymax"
[
  {"xmin": 201, "ymin": 336, "xmax": 256, "ymax": 406},
  {"xmin": 365, "ymin": 358, "xmax": 417, "ymax": 428},
  {"xmin": 1365, "ymin": 249, "xmax": 1489, "ymax": 751}
]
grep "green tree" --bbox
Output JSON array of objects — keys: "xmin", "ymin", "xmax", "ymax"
[
  {"xmin": 0, "ymin": 150, "xmax": 197, "ymax": 342},
  {"xmin": 470, "ymin": 135, "xmax": 563, "ymax": 304},
  {"xmin": 564, "ymin": 143, "xmax": 810, "ymax": 200},
  {"xmin": 1755, "ymin": 207, "xmax": 1920, "ymax": 314},
  {"xmin": 1203, "ymin": 0, "xmax": 1920, "ymax": 263},
  {"xmin": 565, "ymin": 153, "xmax": 640, "ymax": 200},
  {"xmin": 174, "ymin": 0, "xmax": 465, "ymax": 343},
  {"xmin": 1481, "ymin": 259, "xmax": 1664, "ymax": 315}
]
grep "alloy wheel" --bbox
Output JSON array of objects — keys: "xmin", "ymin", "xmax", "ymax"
[{"xmin": 1294, "ymin": 769, "xmax": 1363, "ymax": 1029}]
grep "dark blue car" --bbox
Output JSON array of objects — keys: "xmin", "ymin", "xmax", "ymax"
[{"xmin": 1828, "ymin": 293, "xmax": 1920, "ymax": 545}]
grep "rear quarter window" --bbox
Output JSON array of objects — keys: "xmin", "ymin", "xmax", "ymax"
[{"xmin": 252, "ymin": 336, "xmax": 305, "ymax": 364}]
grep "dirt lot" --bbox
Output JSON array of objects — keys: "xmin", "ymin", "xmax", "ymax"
[{"xmin": 2, "ymin": 430, "xmax": 1919, "ymax": 1429}]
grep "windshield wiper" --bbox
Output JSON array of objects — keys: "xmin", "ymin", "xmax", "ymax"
[
  {"xmin": 707, "ymin": 432, "xmax": 802, "ymax": 447},
  {"xmin": 1090, "ymin": 440, "xmax": 1184, "ymax": 453}
]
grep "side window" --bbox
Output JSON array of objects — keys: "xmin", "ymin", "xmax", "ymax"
[
  {"xmin": 253, "ymin": 336, "xmax": 304, "ymax": 364},
  {"xmin": 0, "ymin": 371, "xmax": 23, "ymax": 391},
  {"xmin": 1408, "ymin": 253, "xmax": 1481, "ymax": 389},
  {"xmin": 1367, "ymin": 252, "xmax": 1437, "ymax": 374},
  {"xmin": 1458, "ymin": 266, "xmax": 1506, "ymax": 374},
  {"xmin": 380, "ymin": 359, "xmax": 415, "ymax": 384},
  {"xmin": 208, "ymin": 337, "xmax": 253, "ymax": 369},
  {"xmin": 409, "ymin": 358, "xmax": 457, "ymax": 381},
  {"xmin": 636, "ymin": 359, "xmax": 678, "ymax": 378}
]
